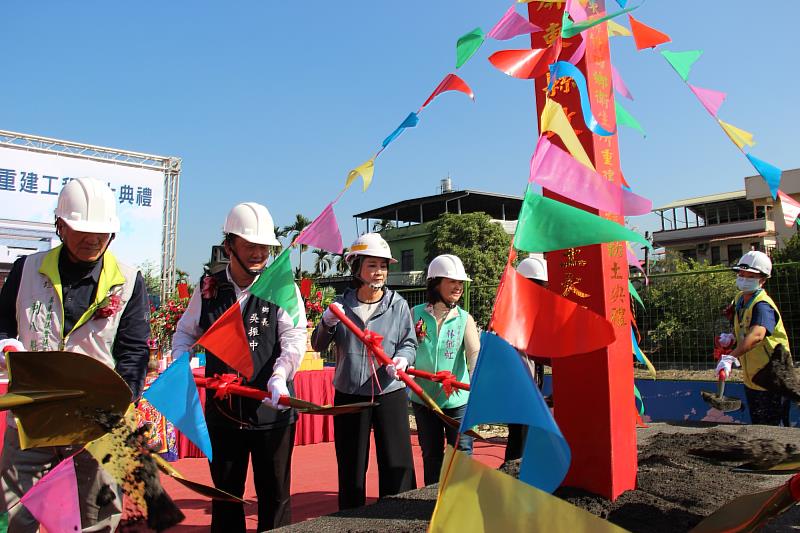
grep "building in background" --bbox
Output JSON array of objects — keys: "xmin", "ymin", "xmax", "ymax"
[
  {"xmin": 351, "ymin": 178, "xmax": 522, "ymax": 287},
  {"xmin": 652, "ymin": 168, "xmax": 799, "ymax": 265}
]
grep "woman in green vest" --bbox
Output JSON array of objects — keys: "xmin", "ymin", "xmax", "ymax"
[
  {"xmin": 717, "ymin": 250, "xmax": 792, "ymax": 425},
  {"xmin": 410, "ymin": 254, "xmax": 480, "ymax": 486}
]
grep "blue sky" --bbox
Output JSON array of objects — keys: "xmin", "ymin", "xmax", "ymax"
[{"xmin": 4, "ymin": 1, "xmax": 798, "ymax": 282}]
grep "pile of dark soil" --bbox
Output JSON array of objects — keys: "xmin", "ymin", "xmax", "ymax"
[{"xmin": 277, "ymin": 423, "xmax": 800, "ymax": 532}]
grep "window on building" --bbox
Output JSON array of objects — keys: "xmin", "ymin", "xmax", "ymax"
[
  {"xmin": 711, "ymin": 246, "xmax": 721, "ymax": 265},
  {"xmin": 400, "ymin": 249, "xmax": 414, "ymax": 272},
  {"xmin": 680, "ymin": 248, "xmax": 697, "ymax": 262},
  {"xmin": 727, "ymin": 244, "xmax": 743, "ymax": 265}
]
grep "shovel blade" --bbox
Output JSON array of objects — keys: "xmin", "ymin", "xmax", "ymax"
[{"xmin": 700, "ymin": 390, "xmax": 743, "ymax": 413}]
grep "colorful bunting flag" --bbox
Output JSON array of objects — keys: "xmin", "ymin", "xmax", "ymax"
[
  {"xmin": 462, "ymin": 332, "xmax": 571, "ymax": 492},
  {"xmin": 540, "ymin": 98, "xmax": 594, "ymax": 169},
  {"xmin": 488, "ymin": 46, "xmax": 559, "ymax": 80},
  {"xmin": 381, "ymin": 112, "xmax": 419, "ymax": 148},
  {"xmin": 514, "ymin": 190, "xmax": 652, "ymax": 253},
  {"xmin": 549, "ymin": 61, "xmax": 615, "ymax": 136},
  {"xmin": 561, "ymin": 5, "xmax": 637, "ymax": 39},
  {"xmin": 565, "ymin": 0, "xmax": 588, "ymax": 23},
  {"xmin": 778, "ymin": 190, "xmax": 800, "ymax": 227},
  {"xmin": 607, "ymin": 19, "xmax": 631, "ymax": 37},
  {"xmin": 628, "ymin": 280, "xmax": 644, "ymax": 309},
  {"xmin": 567, "ymin": 35, "xmax": 587, "ymax": 64},
  {"xmin": 626, "ymin": 243, "xmax": 648, "ymax": 283},
  {"xmin": 143, "ymin": 353, "xmax": 213, "ymax": 461},
  {"xmin": 634, "ymin": 384, "xmax": 645, "ymax": 416},
  {"xmin": 420, "ymin": 73, "xmax": 474, "ymax": 110},
  {"xmin": 345, "ymin": 158, "xmax": 375, "ymax": 192},
  {"xmin": 295, "ymin": 202, "xmax": 344, "ymax": 254},
  {"xmin": 615, "ymin": 100, "xmax": 646, "ymax": 137},
  {"xmin": 628, "ymin": 15, "xmax": 671, "ymax": 50},
  {"xmin": 194, "ymin": 297, "xmax": 253, "ymax": 379},
  {"xmin": 688, "ymin": 84, "xmax": 726, "ymax": 117},
  {"xmin": 430, "ymin": 447, "xmax": 627, "ymax": 533},
  {"xmin": 20, "ymin": 455, "xmax": 81, "ymax": 533},
  {"xmin": 487, "ymin": 6, "xmax": 542, "ymax": 40},
  {"xmin": 615, "ymin": 0, "xmax": 628, "ymax": 7},
  {"xmin": 529, "ymin": 137, "xmax": 651, "ymax": 216},
  {"xmin": 746, "ymin": 153, "xmax": 781, "ymax": 199},
  {"xmin": 250, "ymin": 248, "xmax": 304, "ymax": 326},
  {"xmin": 491, "ymin": 256, "xmax": 616, "ymax": 359},
  {"xmin": 661, "ymin": 50, "xmax": 703, "ymax": 81},
  {"xmin": 631, "ymin": 328, "xmax": 656, "ymax": 379},
  {"xmin": 611, "ymin": 64, "xmax": 634, "ymax": 100},
  {"xmin": 718, "ymin": 119, "xmax": 755, "ymax": 151},
  {"xmin": 456, "ymin": 27, "xmax": 486, "ymax": 68}
]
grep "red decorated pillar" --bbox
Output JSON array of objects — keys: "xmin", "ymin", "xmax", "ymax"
[{"xmin": 527, "ymin": 0, "xmax": 637, "ymax": 499}]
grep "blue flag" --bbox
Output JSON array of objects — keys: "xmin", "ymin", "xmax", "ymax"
[
  {"xmin": 143, "ymin": 353, "xmax": 213, "ymax": 461},
  {"xmin": 381, "ymin": 112, "xmax": 420, "ymax": 148},
  {"xmin": 746, "ymin": 153, "xmax": 781, "ymax": 200},
  {"xmin": 461, "ymin": 332, "xmax": 570, "ymax": 493}
]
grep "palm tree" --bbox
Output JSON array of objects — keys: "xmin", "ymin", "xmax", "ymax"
[
  {"xmin": 372, "ymin": 218, "xmax": 396, "ymax": 232},
  {"xmin": 282, "ymin": 214, "xmax": 312, "ymax": 277},
  {"xmin": 334, "ymin": 247, "xmax": 351, "ymax": 276},
  {"xmin": 313, "ymin": 249, "xmax": 333, "ymax": 276}
]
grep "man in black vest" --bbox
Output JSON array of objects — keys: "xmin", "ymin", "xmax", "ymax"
[{"xmin": 172, "ymin": 202, "xmax": 307, "ymax": 532}]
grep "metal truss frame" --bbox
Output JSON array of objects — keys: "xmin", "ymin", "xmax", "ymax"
[{"xmin": 0, "ymin": 129, "xmax": 181, "ymax": 302}]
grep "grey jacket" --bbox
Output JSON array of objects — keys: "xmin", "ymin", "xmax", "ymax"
[{"xmin": 312, "ymin": 288, "xmax": 417, "ymax": 396}]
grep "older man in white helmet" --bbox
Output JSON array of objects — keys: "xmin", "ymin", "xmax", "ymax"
[
  {"xmin": 0, "ymin": 177, "xmax": 150, "ymax": 531},
  {"xmin": 171, "ymin": 202, "xmax": 307, "ymax": 532}
]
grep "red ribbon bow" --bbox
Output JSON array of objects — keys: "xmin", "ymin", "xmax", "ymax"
[
  {"xmin": 207, "ymin": 373, "xmax": 244, "ymax": 400},
  {"xmin": 430, "ymin": 371, "xmax": 459, "ymax": 398}
]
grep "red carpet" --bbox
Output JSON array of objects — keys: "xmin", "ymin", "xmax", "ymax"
[{"xmin": 161, "ymin": 433, "xmax": 506, "ymax": 531}]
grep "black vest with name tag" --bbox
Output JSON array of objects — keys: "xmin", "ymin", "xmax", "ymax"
[{"xmin": 199, "ymin": 270, "xmax": 296, "ymax": 430}]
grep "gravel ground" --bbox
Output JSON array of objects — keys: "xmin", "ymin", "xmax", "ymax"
[{"xmin": 277, "ymin": 423, "xmax": 800, "ymax": 532}]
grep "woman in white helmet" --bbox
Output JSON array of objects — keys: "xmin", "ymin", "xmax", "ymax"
[
  {"xmin": 717, "ymin": 250, "xmax": 793, "ymax": 425},
  {"xmin": 312, "ymin": 233, "xmax": 417, "ymax": 509},
  {"xmin": 410, "ymin": 254, "xmax": 480, "ymax": 486},
  {"xmin": 171, "ymin": 202, "xmax": 308, "ymax": 532},
  {"xmin": 505, "ymin": 256, "xmax": 549, "ymax": 463}
]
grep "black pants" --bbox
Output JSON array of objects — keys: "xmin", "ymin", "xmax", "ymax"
[
  {"xmin": 745, "ymin": 387, "xmax": 792, "ymax": 426},
  {"xmin": 505, "ymin": 424, "xmax": 528, "ymax": 462},
  {"xmin": 334, "ymin": 388, "xmax": 417, "ymax": 510},
  {"xmin": 412, "ymin": 402, "xmax": 473, "ymax": 486},
  {"xmin": 208, "ymin": 423, "xmax": 295, "ymax": 532}
]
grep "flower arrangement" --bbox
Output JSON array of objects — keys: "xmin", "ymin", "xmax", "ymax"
[
  {"xmin": 415, "ymin": 317, "xmax": 427, "ymax": 342},
  {"xmin": 150, "ymin": 297, "xmax": 189, "ymax": 350},
  {"xmin": 94, "ymin": 293, "xmax": 123, "ymax": 319},
  {"xmin": 304, "ymin": 284, "xmax": 335, "ymax": 326}
]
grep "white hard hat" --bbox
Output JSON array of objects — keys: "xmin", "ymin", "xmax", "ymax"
[
  {"xmin": 54, "ymin": 177, "xmax": 120, "ymax": 233},
  {"xmin": 223, "ymin": 202, "xmax": 281, "ymax": 246},
  {"xmin": 517, "ymin": 256, "xmax": 548, "ymax": 282},
  {"xmin": 345, "ymin": 233, "xmax": 397, "ymax": 264},
  {"xmin": 733, "ymin": 250, "xmax": 772, "ymax": 277},
  {"xmin": 427, "ymin": 254, "xmax": 471, "ymax": 281}
]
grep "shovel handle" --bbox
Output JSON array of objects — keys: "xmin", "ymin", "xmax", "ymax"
[
  {"xmin": 405, "ymin": 368, "xmax": 470, "ymax": 392},
  {"xmin": 193, "ymin": 376, "xmax": 292, "ymax": 407},
  {"xmin": 718, "ymin": 369, "xmax": 727, "ymax": 398}
]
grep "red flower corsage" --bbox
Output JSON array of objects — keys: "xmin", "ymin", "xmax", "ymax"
[
  {"xmin": 415, "ymin": 318, "xmax": 427, "ymax": 342},
  {"xmin": 94, "ymin": 294, "xmax": 122, "ymax": 319},
  {"xmin": 201, "ymin": 276, "xmax": 218, "ymax": 299}
]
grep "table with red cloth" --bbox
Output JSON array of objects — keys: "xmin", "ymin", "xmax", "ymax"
[{"xmin": 177, "ymin": 366, "xmax": 336, "ymax": 459}]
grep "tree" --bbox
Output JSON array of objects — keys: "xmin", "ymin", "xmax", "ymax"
[
  {"xmin": 425, "ymin": 213, "xmax": 511, "ymax": 327},
  {"xmin": 312, "ymin": 249, "xmax": 334, "ymax": 276},
  {"xmin": 771, "ymin": 232, "xmax": 800, "ymax": 263},
  {"xmin": 138, "ymin": 260, "xmax": 161, "ymax": 296},
  {"xmin": 372, "ymin": 218, "xmax": 396, "ymax": 232},
  {"xmin": 334, "ymin": 247, "xmax": 351, "ymax": 276},
  {"xmin": 282, "ymin": 214, "xmax": 312, "ymax": 277}
]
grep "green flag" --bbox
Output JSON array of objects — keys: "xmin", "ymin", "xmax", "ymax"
[
  {"xmin": 615, "ymin": 101, "xmax": 646, "ymax": 137},
  {"xmin": 514, "ymin": 190, "xmax": 652, "ymax": 253},
  {"xmin": 456, "ymin": 27, "xmax": 485, "ymax": 69},
  {"xmin": 661, "ymin": 50, "xmax": 703, "ymax": 81},
  {"xmin": 634, "ymin": 384, "xmax": 645, "ymax": 416},
  {"xmin": 561, "ymin": 5, "xmax": 637, "ymax": 39},
  {"xmin": 249, "ymin": 248, "xmax": 302, "ymax": 326},
  {"xmin": 628, "ymin": 280, "xmax": 645, "ymax": 309}
]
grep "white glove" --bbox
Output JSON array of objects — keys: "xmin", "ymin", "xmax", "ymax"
[
  {"xmin": 322, "ymin": 302, "xmax": 344, "ymax": 328},
  {"xmin": 0, "ymin": 339, "xmax": 25, "ymax": 369},
  {"xmin": 715, "ymin": 354, "xmax": 740, "ymax": 378},
  {"xmin": 386, "ymin": 356, "xmax": 409, "ymax": 381},
  {"xmin": 266, "ymin": 375, "xmax": 290, "ymax": 411}
]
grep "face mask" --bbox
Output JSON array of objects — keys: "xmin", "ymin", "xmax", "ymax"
[{"xmin": 736, "ymin": 276, "xmax": 761, "ymax": 293}]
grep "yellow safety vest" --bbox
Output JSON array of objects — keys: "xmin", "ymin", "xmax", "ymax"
[{"xmin": 733, "ymin": 290, "xmax": 791, "ymax": 391}]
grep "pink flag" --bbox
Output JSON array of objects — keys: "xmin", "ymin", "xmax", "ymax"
[
  {"xmin": 565, "ymin": 0, "xmax": 589, "ymax": 23},
  {"xmin": 688, "ymin": 84, "xmax": 726, "ymax": 117},
  {"xmin": 567, "ymin": 35, "xmax": 586, "ymax": 64},
  {"xmin": 778, "ymin": 190, "xmax": 800, "ymax": 227},
  {"xmin": 294, "ymin": 202, "xmax": 344, "ymax": 254},
  {"xmin": 487, "ymin": 6, "xmax": 542, "ymax": 40},
  {"xmin": 611, "ymin": 64, "xmax": 634, "ymax": 100},
  {"xmin": 20, "ymin": 456, "xmax": 81, "ymax": 532},
  {"xmin": 626, "ymin": 243, "xmax": 648, "ymax": 284},
  {"xmin": 529, "ymin": 137, "xmax": 651, "ymax": 216},
  {"xmin": 420, "ymin": 73, "xmax": 474, "ymax": 110}
]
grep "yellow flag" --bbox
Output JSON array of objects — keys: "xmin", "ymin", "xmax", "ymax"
[
  {"xmin": 541, "ymin": 98, "xmax": 595, "ymax": 170},
  {"xmin": 345, "ymin": 158, "xmax": 375, "ymax": 192},
  {"xmin": 607, "ymin": 20, "xmax": 631, "ymax": 37},
  {"xmin": 718, "ymin": 119, "xmax": 755, "ymax": 150},
  {"xmin": 430, "ymin": 447, "xmax": 630, "ymax": 533}
]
